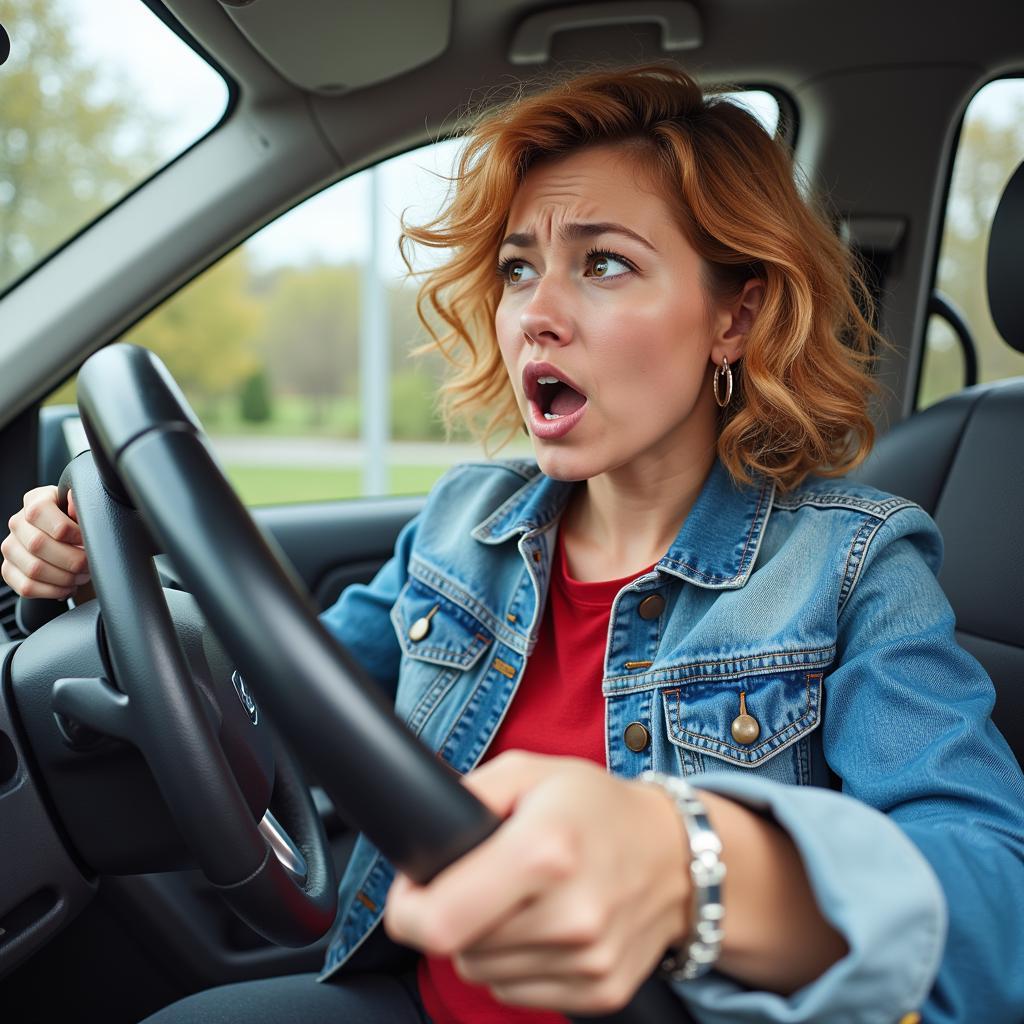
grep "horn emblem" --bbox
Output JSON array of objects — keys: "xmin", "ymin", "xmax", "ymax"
[{"xmin": 231, "ymin": 670, "xmax": 259, "ymax": 725}]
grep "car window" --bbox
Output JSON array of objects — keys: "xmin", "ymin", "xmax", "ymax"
[
  {"xmin": 0, "ymin": 0, "xmax": 229, "ymax": 296},
  {"xmin": 138, "ymin": 138, "xmax": 501, "ymax": 506},
  {"xmin": 917, "ymin": 78, "xmax": 1024, "ymax": 408},
  {"xmin": 44, "ymin": 91, "xmax": 780, "ymax": 506}
]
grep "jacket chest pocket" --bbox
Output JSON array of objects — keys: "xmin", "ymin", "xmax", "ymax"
[
  {"xmin": 391, "ymin": 579, "xmax": 493, "ymax": 735},
  {"xmin": 661, "ymin": 668, "xmax": 824, "ymax": 784}
]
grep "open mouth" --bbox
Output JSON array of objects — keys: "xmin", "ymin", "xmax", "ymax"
[
  {"xmin": 523, "ymin": 362, "xmax": 589, "ymax": 438},
  {"xmin": 535, "ymin": 375, "xmax": 587, "ymax": 419}
]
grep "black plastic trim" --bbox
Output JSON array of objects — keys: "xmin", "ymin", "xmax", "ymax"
[
  {"xmin": 929, "ymin": 291, "xmax": 979, "ymax": 387},
  {"xmin": 0, "ymin": 642, "xmax": 96, "ymax": 979}
]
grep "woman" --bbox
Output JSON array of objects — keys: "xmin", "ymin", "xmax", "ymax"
[{"xmin": 4, "ymin": 66, "xmax": 1023, "ymax": 1023}]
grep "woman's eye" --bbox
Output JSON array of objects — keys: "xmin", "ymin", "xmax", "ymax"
[
  {"xmin": 586, "ymin": 252, "xmax": 632, "ymax": 278},
  {"xmin": 501, "ymin": 260, "xmax": 538, "ymax": 285}
]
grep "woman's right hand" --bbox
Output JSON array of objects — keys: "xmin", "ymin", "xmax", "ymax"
[{"xmin": 1, "ymin": 486, "xmax": 91, "ymax": 600}]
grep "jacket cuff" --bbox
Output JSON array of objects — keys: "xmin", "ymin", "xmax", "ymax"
[{"xmin": 674, "ymin": 774, "xmax": 946, "ymax": 1024}]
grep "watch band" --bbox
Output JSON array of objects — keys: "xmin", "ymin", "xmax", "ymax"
[{"xmin": 638, "ymin": 771, "xmax": 726, "ymax": 981}]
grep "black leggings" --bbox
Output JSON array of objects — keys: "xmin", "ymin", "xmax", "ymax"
[{"xmin": 140, "ymin": 971, "xmax": 432, "ymax": 1024}]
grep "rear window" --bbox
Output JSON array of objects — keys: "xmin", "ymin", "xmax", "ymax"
[{"xmin": 0, "ymin": 0, "xmax": 229, "ymax": 296}]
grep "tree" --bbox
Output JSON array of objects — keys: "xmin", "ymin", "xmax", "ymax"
[
  {"xmin": 387, "ymin": 278, "xmax": 434, "ymax": 439},
  {"xmin": 122, "ymin": 248, "xmax": 262, "ymax": 414},
  {"xmin": 239, "ymin": 367, "xmax": 273, "ymax": 423},
  {"xmin": 386, "ymin": 276, "xmax": 474, "ymax": 441},
  {"xmin": 258, "ymin": 263, "xmax": 360, "ymax": 425},
  {"xmin": 0, "ymin": 0, "xmax": 160, "ymax": 288}
]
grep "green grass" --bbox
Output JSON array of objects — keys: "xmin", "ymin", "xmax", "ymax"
[
  {"xmin": 205, "ymin": 395, "xmax": 363, "ymax": 438},
  {"xmin": 202, "ymin": 393, "xmax": 455, "ymax": 443},
  {"xmin": 224, "ymin": 463, "xmax": 452, "ymax": 506}
]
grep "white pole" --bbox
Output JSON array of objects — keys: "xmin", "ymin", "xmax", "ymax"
[{"xmin": 360, "ymin": 165, "xmax": 389, "ymax": 496}]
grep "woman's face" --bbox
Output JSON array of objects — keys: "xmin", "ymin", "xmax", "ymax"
[{"xmin": 495, "ymin": 144, "xmax": 739, "ymax": 484}]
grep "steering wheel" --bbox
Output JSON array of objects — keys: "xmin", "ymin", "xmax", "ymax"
[
  {"xmin": 48, "ymin": 447, "xmax": 337, "ymax": 947},
  {"xmin": 62, "ymin": 343, "xmax": 691, "ymax": 1024}
]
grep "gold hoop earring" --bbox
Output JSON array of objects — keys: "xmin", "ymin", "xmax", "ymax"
[{"xmin": 713, "ymin": 356, "xmax": 733, "ymax": 408}]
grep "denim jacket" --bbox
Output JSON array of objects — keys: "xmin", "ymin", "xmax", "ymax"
[{"xmin": 317, "ymin": 459, "xmax": 1024, "ymax": 1023}]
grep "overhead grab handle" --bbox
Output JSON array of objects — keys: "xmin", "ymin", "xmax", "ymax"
[{"xmin": 508, "ymin": 1, "xmax": 702, "ymax": 65}]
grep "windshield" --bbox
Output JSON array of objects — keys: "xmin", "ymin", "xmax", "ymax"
[{"xmin": 0, "ymin": 0, "xmax": 229, "ymax": 295}]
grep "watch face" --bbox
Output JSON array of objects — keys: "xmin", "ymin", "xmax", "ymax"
[{"xmin": 0, "ymin": 23, "xmax": 10, "ymax": 65}]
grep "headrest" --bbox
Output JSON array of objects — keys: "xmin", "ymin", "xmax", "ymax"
[{"xmin": 987, "ymin": 160, "xmax": 1024, "ymax": 353}]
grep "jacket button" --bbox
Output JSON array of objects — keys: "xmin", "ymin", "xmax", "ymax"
[
  {"xmin": 730, "ymin": 691, "xmax": 760, "ymax": 744},
  {"xmin": 408, "ymin": 604, "xmax": 439, "ymax": 642},
  {"xmin": 408, "ymin": 617, "xmax": 431, "ymax": 641},
  {"xmin": 624, "ymin": 722, "xmax": 651, "ymax": 752},
  {"xmin": 731, "ymin": 714, "xmax": 760, "ymax": 744},
  {"xmin": 637, "ymin": 593, "xmax": 665, "ymax": 620}
]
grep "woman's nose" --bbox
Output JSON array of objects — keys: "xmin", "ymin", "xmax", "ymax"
[{"xmin": 520, "ymin": 279, "xmax": 573, "ymax": 347}]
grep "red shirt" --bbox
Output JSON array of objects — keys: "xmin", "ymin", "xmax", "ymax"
[{"xmin": 418, "ymin": 533, "xmax": 654, "ymax": 1024}]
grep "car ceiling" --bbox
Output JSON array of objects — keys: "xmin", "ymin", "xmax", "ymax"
[
  {"xmin": 1, "ymin": 0, "xmax": 1023, "ymax": 431},
  {"xmin": 207, "ymin": 0, "xmax": 1024, "ymax": 94}
]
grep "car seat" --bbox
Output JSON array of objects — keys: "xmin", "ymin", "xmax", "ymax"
[{"xmin": 853, "ymin": 159, "xmax": 1024, "ymax": 767}]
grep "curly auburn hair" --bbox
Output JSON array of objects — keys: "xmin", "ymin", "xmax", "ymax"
[{"xmin": 402, "ymin": 64, "xmax": 880, "ymax": 491}]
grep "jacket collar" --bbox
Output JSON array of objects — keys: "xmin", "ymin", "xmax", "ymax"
[
  {"xmin": 471, "ymin": 460, "xmax": 775, "ymax": 590},
  {"xmin": 471, "ymin": 469, "xmax": 573, "ymax": 543}
]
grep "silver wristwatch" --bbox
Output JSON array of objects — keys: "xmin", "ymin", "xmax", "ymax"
[{"xmin": 638, "ymin": 771, "xmax": 726, "ymax": 981}]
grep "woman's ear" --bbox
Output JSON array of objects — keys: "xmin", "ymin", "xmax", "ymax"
[{"xmin": 713, "ymin": 279, "xmax": 764, "ymax": 365}]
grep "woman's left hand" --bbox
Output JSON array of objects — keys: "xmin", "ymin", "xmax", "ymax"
[{"xmin": 383, "ymin": 750, "xmax": 691, "ymax": 1014}]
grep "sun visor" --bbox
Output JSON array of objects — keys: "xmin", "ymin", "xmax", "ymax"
[{"xmin": 218, "ymin": 0, "xmax": 451, "ymax": 95}]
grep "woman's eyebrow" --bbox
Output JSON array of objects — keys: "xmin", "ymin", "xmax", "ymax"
[
  {"xmin": 499, "ymin": 222, "xmax": 657, "ymax": 252},
  {"xmin": 563, "ymin": 221, "xmax": 657, "ymax": 251}
]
